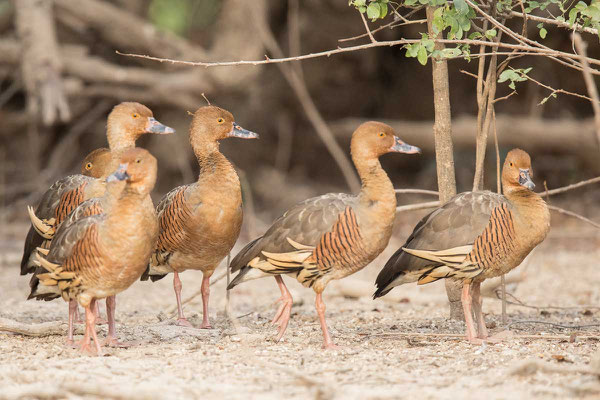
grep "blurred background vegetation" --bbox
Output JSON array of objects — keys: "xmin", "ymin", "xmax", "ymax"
[{"xmin": 0, "ymin": 0, "xmax": 598, "ymax": 243}]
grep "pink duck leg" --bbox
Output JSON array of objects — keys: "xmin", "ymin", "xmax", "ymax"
[
  {"xmin": 200, "ymin": 274, "xmax": 212, "ymax": 329},
  {"xmin": 315, "ymin": 292, "xmax": 337, "ymax": 349},
  {"xmin": 79, "ymin": 298, "xmax": 103, "ymax": 356},
  {"xmin": 103, "ymin": 295, "xmax": 132, "ymax": 347},
  {"xmin": 173, "ymin": 271, "xmax": 193, "ymax": 327},
  {"xmin": 461, "ymin": 281, "xmax": 480, "ymax": 344},
  {"xmin": 271, "ymin": 276, "xmax": 293, "ymax": 342}
]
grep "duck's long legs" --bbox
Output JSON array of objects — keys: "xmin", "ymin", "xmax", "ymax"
[
  {"xmin": 67, "ymin": 300, "xmax": 78, "ymax": 345},
  {"xmin": 94, "ymin": 300, "xmax": 107, "ymax": 325},
  {"xmin": 200, "ymin": 274, "xmax": 212, "ymax": 329},
  {"xmin": 71, "ymin": 300, "xmax": 83, "ymax": 323},
  {"xmin": 271, "ymin": 276, "xmax": 293, "ymax": 342},
  {"xmin": 471, "ymin": 281, "xmax": 488, "ymax": 339},
  {"xmin": 461, "ymin": 282, "xmax": 479, "ymax": 343},
  {"xmin": 80, "ymin": 299, "xmax": 103, "ymax": 356},
  {"xmin": 315, "ymin": 292, "xmax": 336, "ymax": 349},
  {"xmin": 173, "ymin": 271, "xmax": 192, "ymax": 327},
  {"xmin": 102, "ymin": 295, "xmax": 131, "ymax": 347}
]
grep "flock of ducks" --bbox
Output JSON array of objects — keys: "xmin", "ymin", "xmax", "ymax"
[{"xmin": 20, "ymin": 102, "xmax": 550, "ymax": 355}]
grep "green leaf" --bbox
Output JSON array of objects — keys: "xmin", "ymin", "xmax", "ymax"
[
  {"xmin": 441, "ymin": 48, "xmax": 462, "ymax": 58},
  {"xmin": 454, "ymin": 0, "xmax": 469, "ymax": 15},
  {"xmin": 405, "ymin": 43, "xmax": 420, "ymax": 58},
  {"xmin": 539, "ymin": 27, "xmax": 547, "ymax": 39},
  {"xmin": 417, "ymin": 46, "xmax": 428, "ymax": 65},
  {"xmin": 379, "ymin": 2, "xmax": 388, "ymax": 19},
  {"xmin": 468, "ymin": 32, "xmax": 482, "ymax": 40},
  {"xmin": 509, "ymin": 81, "xmax": 516, "ymax": 90},
  {"xmin": 485, "ymin": 29, "xmax": 497, "ymax": 38},
  {"xmin": 498, "ymin": 70, "xmax": 515, "ymax": 83},
  {"xmin": 352, "ymin": 0, "xmax": 366, "ymax": 6},
  {"xmin": 366, "ymin": 2, "xmax": 380, "ymax": 20},
  {"xmin": 404, "ymin": 0, "xmax": 419, "ymax": 5}
]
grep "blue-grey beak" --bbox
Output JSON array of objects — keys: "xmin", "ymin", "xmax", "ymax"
[
  {"xmin": 146, "ymin": 117, "xmax": 175, "ymax": 134},
  {"xmin": 107, "ymin": 163, "xmax": 130, "ymax": 182},
  {"xmin": 229, "ymin": 122, "xmax": 259, "ymax": 139},
  {"xmin": 390, "ymin": 136, "xmax": 421, "ymax": 154},
  {"xmin": 519, "ymin": 168, "xmax": 535, "ymax": 190}
]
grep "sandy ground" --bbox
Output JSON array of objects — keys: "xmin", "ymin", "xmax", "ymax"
[{"xmin": 1, "ymin": 220, "xmax": 599, "ymax": 400}]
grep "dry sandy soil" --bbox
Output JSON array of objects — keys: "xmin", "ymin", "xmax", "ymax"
[{"xmin": 1, "ymin": 218, "xmax": 599, "ymax": 400}]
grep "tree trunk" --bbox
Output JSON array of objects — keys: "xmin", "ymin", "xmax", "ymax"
[{"xmin": 426, "ymin": 6, "xmax": 462, "ymax": 321}]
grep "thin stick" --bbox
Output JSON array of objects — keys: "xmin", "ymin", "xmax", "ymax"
[
  {"xmin": 396, "ymin": 200, "xmax": 440, "ymax": 213},
  {"xmin": 395, "ymin": 176, "xmax": 600, "ymax": 199},
  {"xmin": 509, "ymin": 10, "xmax": 598, "ymax": 36},
  {"xmin": 542, "ymin": 176, "xmax": 600, "ymax": 196},
  {"xmin": 548, "ymin": 204, "xmax": 600, "ymax": 229},
  {"xmin": 338, "ymin": 19, "xmax": 427, "ymax": 42},
  {"xmin": 513, "ymin": 67, "xmax": 596, "ymax": 103},
  {"xmin": 115, "ymin": 37, "xmax": 600, "ymax": 71},
  {"xmin": 492, "ymin": 109, "xmax": 508, "ymax": 325},
  {"xmin": 573, "ymin": 33, "xmax": 600, "ymax": 150},
  {"xmin": 361, "ymin": 331, "xmax": 599, "ymax": 341},
  {"xmin": 359, "ymin": 11, "xmax": 376, "ymax": 43},
  {"xmin": 394, "ymin": 188, "xmax": 440, "ymax": 196},
  {"xmin": 0, "ymin": 317, "xmax": 82, "ymax": 337}
]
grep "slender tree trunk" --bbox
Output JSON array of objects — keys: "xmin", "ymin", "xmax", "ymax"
[{"xmin": 426, "ymin": 7, "xmax": 462, "ymax": 320}]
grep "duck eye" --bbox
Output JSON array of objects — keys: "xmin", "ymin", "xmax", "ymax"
[
  {"xmin": 378, "ymin": 132, "xmax": 385, "ymax": 138},
  {"xmin": 509, "ymin": 162, "xmax": 514, "ymax": 167},
  {"xmin": 135, "ymin": 158, "xmax": 141, "ymax": 164},
  {"xmin": 217, "ymin": 118, "xmax": 224, "ymax": 124},
  {"xmin": 132, "ymin": 113, "xmax": 139, "ymax": 118},
  {"xmin": 85, "ymin": 162, "xmax": 92, "ymax": 170}
]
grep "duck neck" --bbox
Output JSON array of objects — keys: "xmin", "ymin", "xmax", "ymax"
[
  {"xmin": 354, "ymin": 155, "xmax": 396, "ymax": 216},
  {"xmin": 505, "ymin": 186, "xmax": 550, "ymax": 236},
  {"xmin": 191, "ymin": 139, "xmax": 240, "ymax": 199},
  {"xmin": 107, "ymin": 124, "xmax": 137, "ymax": 155}
]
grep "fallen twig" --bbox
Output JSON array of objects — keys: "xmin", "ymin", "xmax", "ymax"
[
  {"xmin": 507, "ymin": 320, "xmax": 600, "ymax": 330},
  {"xmin": 0, "ymin": 317, "xmax": 82, "ymax": 337},
  {"xmin": 360, "ymin": 331, "xmax": 600, "ymax": 341},
  {"xmin": 510, "ymin": 359, "xmax": 600, "ymax": 377}
]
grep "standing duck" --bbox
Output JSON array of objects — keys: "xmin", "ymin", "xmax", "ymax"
[
  {"xmin": 374, "ymin": 149, "xmax": 550, "ymax": 343},
  {"xmin": 81, "ymin": 148, "xmax": 112, "ymax": 178},
  {"xmin": 227, "ymin": 122, "xmax": 420, "ymax": 349},
  {"xmin": 22, "ymin": 103, "xmax": 173, "ymax": 343},
  {"xmin": 31, "ymin": 148, "xmax": 159, "ymax": 355},
  {"xmin": 23, "ymin": 102, "xmax": 172, "ymax": 248},
  {"xmin": 142, "ymin": 106, "xmax": 258, "ymax": 329},
  {"xmin": 21, "ymin": 148, "xmax": 112, "ymax": 275}
]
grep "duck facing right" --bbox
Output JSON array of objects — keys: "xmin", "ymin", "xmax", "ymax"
[{"xmin": 374, "ymin": 148, "xmax": 550, "ymax": 344}]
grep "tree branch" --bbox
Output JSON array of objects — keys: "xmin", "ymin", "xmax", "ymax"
[{"xmin": 573, "ymin": 33, "xmax": 600, "ymax": 150}]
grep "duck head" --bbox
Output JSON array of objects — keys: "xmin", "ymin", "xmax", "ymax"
[
  {"xmin": 81, "ymin": 148, "xmax": 112, "ymax": 178},
  {"xmin": 107, "ymin": 148, "xmax": 158, "ymax": 195},
  {"xmin": 350, "ymin": 121, "xmax": 420, "ymax": 160},
  {"xmin": 502, "ymin": 148, "xmax": 535, "ymax": 193},
  {"xmin": 106, "ymin": 102, "xmax": 174, "ymax": 150},
  {"xmin": 189, "ymin": 106, "xmax": 258, "ymax": 146}
]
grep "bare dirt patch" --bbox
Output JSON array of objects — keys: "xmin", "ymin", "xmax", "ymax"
[{"xmin": 1, "ymin": 223, "xmax": 599, "ymax": 400}]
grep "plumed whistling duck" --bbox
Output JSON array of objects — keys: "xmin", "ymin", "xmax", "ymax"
[
  {"xmin": 141, "ymin": 105, "xmax": 258, "ymax": 329},
  {"xmin": 31, "ymin": 148, "xmax": 159, "ymax": 355},
  {"xmin": 228, "ymin": 121, "xmax": 420, "ymax": 349},
  {"xmin": 374, "ymin": 149, "xmax": 550, "ymax": 343}
]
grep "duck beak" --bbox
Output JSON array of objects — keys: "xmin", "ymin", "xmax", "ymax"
[
  {"xmin": 519, "ymin": 169, "xmax": 535, "ymax": 190},
  {"xmin": 107, "ymin": 163, "xmax": 130, "ymax": 182},
  {"xmin": 390, "ymin": 136, "xmax": 421, "ymax": 154},
  {"xmin": 229, "ymin": 122, "xmax": 259, "ymax": 139},
  {"xmin": 146, "ymin": 117, "xmax": 175, "ymax": 134}
]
